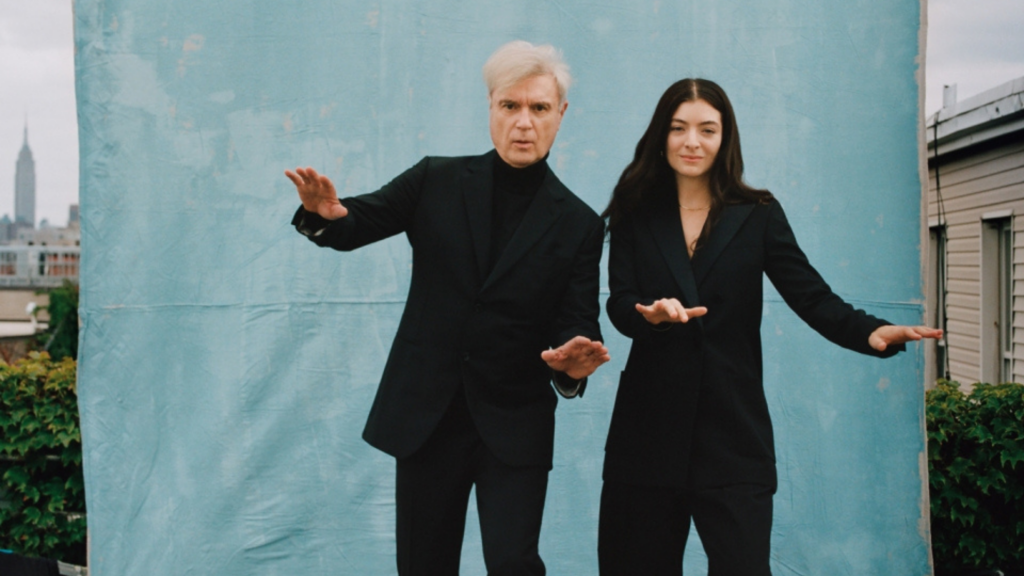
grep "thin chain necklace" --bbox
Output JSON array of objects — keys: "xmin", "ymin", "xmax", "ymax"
[{"xmin": 678, "ymin": 184, "xmax": 711, "ymax": 210}]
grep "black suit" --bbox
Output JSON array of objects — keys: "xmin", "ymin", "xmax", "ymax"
[
  {"xmin": 598, "ymin": 192, "xmax": 902, "ymax": 575},
  {"xmin": 293, "ymin": 150, "xmax": 603, "ymax": 574}
]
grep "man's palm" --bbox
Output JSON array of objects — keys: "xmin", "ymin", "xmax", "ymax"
[
  {"xmin": 541, "ymin": 336, "xmax": 610, "ymax": 380},
  {"xmin": 285, "ymin": 166, "xmax": 348, "ymax": 220}
]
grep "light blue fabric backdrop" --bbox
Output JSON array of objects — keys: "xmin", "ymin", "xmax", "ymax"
[{"xmin": 74, "ymin": 0, "xmax": 930, "ymax": 574}]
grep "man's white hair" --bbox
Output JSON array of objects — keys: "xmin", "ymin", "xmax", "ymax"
[{"xmin": 483, "ymin": 40, "xmax": 572, "ymax": 104}]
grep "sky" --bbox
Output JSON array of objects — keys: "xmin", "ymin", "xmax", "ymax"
[
  {"xmin": 1, "ymin": 0, "xmax": 1022, "ymax": 229},
  {"xmin": 0, "ymin": 0, "xmax": 76, "ymax": 227}
]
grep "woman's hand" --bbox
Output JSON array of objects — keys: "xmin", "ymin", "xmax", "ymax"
[
  {"xmin": 868, "ymin": 325, "xmax": 943, "ymax": 351},
  {"xmin": 635, "ymin": 298, "xmax": 708, "ymax": 325}
]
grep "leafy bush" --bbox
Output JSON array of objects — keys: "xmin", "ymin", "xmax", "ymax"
[
  {"xmin": 0, "ymin": 352, "xmax": 85, "ymax": 564},
  {"xmin": 927, "ymin": 380, "xmax": 1024, "ymax": 574},
  {"xmin": 36, "ymin": 280, "xmax": 79, "ymax": 361}
]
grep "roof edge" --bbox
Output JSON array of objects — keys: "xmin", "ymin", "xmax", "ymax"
[{"xmin": 926, "ymin": 76, "xmax": 1024, "ymax": 148}]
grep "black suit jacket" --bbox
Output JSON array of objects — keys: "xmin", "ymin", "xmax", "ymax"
[
  {"xmin": 604, "ymin": 193, "xmax": 902, "ymax": 490},
  {"xmin": 294, "ymin": 151, "xmax": 604, "ymax": 469}
]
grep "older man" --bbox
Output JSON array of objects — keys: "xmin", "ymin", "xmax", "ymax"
[{"xmin": 286, "ymin": 41, "xmax": 608, "ymax": 575}]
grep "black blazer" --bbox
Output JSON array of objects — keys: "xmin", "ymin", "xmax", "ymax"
[
  {"xmin": 604, "ymin": 193, "xmax": 901, "ymax": 490},
  {"xmin": 294, "ymin": 151, "xmax": 604, "ymax": 469}
]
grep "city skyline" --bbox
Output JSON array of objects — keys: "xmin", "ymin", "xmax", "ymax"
[
  {"xmin": 1, "ymin": 1, "xmax": 77, "ymax": 228},
  {"xmin": 15, "ymin": 123, "xmax": 35, "ymax": 227},
  {"xmin": 1, "ymin": 0, "xmax": 1023, "ymax": 229},
  {"xmin": 4, "ymin": 122, "xmax": 77, "ymax": 229}
]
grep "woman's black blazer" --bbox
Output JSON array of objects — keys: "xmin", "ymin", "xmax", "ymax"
[{"xmin": 604, "ymin": 193, "xmax": 902, "ymax": 490}]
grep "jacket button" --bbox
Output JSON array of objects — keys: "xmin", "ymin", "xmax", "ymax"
[
  {"xmin": 474, "ymin": 302, "xmax": 483, "ymax": 312},
  {"xmin": 463, "ymin": 353, "xmax": 470, "ymax": 362}
]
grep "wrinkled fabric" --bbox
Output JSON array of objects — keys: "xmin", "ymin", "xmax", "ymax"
[{"xmin": 74, "ymin": 0, "xmax": 930, "ymax": 574}]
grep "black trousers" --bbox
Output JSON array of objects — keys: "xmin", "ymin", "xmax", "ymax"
[
  {"xmin": 395, "ymin": 392, "xmax": 549, "ymax": 576},
  {"xmin": 598, "ymin": 480, "xmax": 774, "ymax": 576}
]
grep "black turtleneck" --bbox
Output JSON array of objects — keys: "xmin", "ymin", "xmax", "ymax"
[
  {"xmin": 432, "ymin": 153, "xmax": 551, "ymax": 435},
  {"xmin": 488, "ymin": 153, "xmax": 548, "ymax": 275}
]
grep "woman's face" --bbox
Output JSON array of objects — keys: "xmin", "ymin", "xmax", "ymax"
[{"xmin": 665, "ymin": 99, "xmax": 723, "ymax": 183}]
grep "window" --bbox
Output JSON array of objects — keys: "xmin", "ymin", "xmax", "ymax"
[
  {"xmin": 1000, "ymin": 221, "xmax": 1013, "ymax": 383},
  {"xmin": 981, "ymin": 214, "xmax": 1013, "ymax": 384}
]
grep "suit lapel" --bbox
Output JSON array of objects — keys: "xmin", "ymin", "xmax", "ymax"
[
  {"xmin": 647, "ymin": 200, "xmax": 701, "ymax": 310},
  {"xmin": 690, "ymin": 203, "xmax": 756, "ymax": 286},
  {"xmin": 462, "ymin": 153, "xmax": 494, "ymax": 282},
  {"xmin": 481, "ymin": 168, "xmax": 562, "ymax": 292}
]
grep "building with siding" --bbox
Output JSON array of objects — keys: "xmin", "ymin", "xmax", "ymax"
[{"xmin": 925, "ymin": 77, "xmax": 1024, "ymax": 386}]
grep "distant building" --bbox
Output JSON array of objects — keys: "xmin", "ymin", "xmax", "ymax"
[
  {"xmin": 16, "ymin": 225, "xmax": 79, "ymax": 247},
  {"xmin": 14, "ymin": 124, "xmax": 36, "ymax": 228},
  {"xmin": 0, "ymin": 215, "xmax": 13, "ymax": 244},
  {"xmin": 0, "ymin": 127, "xmax": 78, "ymax": 288},
  {"xmin": 925, "ymin": 77, "xmax": 1024, "ymax": 386},
  {"xmin": 0, "ymin": 244, "xmax": 78, "ymax": 288}
]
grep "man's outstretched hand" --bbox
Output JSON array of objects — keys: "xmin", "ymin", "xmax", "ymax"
[
  {"xmin": 285, "ymin": 166, "xmax": 348, "ymax": 220},
  {"xmin": 868, "ymin": 325, "xmax": 943, "ymax": 352},
  {"xmin": 541, "ymin": 336, "xmax": 611, "ymax": 381}
]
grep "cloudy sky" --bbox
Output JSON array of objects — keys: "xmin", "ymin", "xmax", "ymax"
[
  {"xmin": 1, "ymin": 0, "xmax": 1022, "ymax": 228},
  {"xmin": 0, "ymin": 0, "xmax": 76, "ymax": 227}
]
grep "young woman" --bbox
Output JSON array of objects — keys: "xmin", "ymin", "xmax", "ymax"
[{"xmin": 598, "ymin": 78, "xmax": 940, "ymax": 576}]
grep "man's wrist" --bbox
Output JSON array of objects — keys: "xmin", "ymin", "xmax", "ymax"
[
  {"xmin": 293, "ymin": 206, "xmax": 332, "ymax": 237},
  {"xmin": 552, "ymin": 370, "xmax": 585, "ymax": 398}
]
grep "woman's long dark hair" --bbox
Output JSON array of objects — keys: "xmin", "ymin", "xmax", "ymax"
[{"xmin": 603, "ymin": 79, "xmax": 772, "ymax": 246}]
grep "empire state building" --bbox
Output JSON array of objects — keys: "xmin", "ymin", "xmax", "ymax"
[{"xmin": 15, "ymin": 125, "xmax": 36, "ymax": 228}]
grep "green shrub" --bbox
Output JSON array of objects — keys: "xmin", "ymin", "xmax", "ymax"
[
  {"xmin": 0, "ymin": 352, "xmax": 85, "ymax": 564},
  {"xmin": 36, "ymin": 280, "xmax": 79, "ymax": 361},
  {"xmin": 927, "ymin": 380, "xmax": 1024, "ymax": 573}
]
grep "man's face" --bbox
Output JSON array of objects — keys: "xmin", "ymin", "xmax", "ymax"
[{"xmin": 489, "ymin": 74, "xmax": 567, "ymax": 168}]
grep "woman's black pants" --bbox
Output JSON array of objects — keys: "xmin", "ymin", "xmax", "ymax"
[{"xmin": 598, "ymin": 480, "xmax": 774, "ymax": 576}]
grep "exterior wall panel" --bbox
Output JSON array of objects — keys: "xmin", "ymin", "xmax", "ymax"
[{"xmin": 927, "ymin": 109, "xmax": 1024, "ymax": 385}]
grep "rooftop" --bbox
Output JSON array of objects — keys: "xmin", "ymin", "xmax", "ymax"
[
  {"xmin": 0, "ymin": 321, "xmax": 47, "ymax": 339},
  {"xmin": 926, "ymin": 76, "xmax": 1024, "ymax": 155}
]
